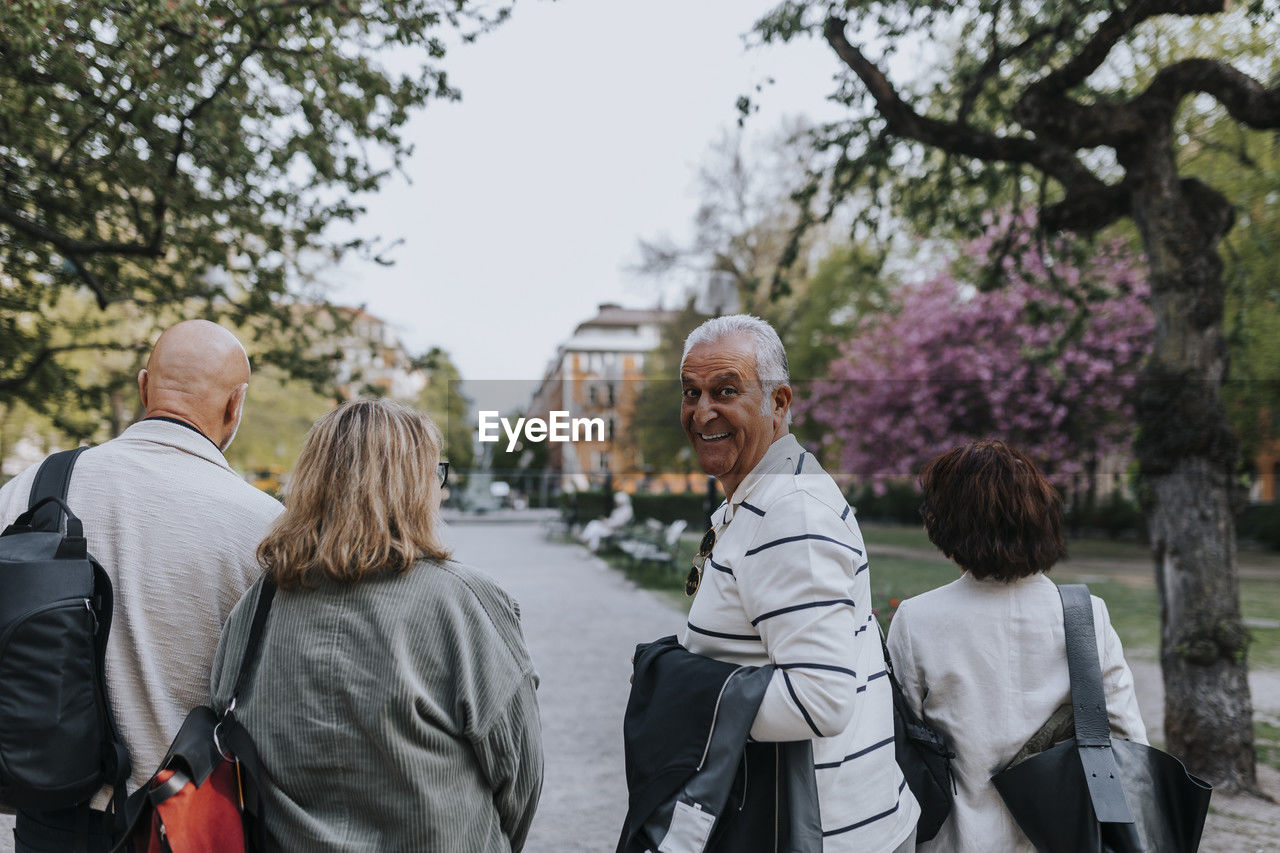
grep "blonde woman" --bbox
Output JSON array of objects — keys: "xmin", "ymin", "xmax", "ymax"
[{"xmin": 210, "ymin": 399, "xmax": 543, "ymax": 851}]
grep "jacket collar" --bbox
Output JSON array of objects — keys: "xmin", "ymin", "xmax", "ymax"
[{"xmin": 118, "ymin": 419, "xmax": 235, "ymax": 473}]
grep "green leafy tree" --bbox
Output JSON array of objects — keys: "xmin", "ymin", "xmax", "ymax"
[
  {"xmin": 754, "ymin": 242, "xmax": 894, "ymax": 453},
  {"xmin": 0, "ymin": 0, "xmax": 506, "ymax": 417},
  {"xmin": 0, "ymin": 399, "xmax": 55, "ymax": 485},
  {"xmin": 628, "ymin": 298, "xmax": 708, "ymax": 477},
  {"xmin": 222, "ymin": 364, "xmax": 335, "ymax": 477},
  {"xmin": 487, "ymin": 410, "xmax": 551, "ymax": 501},
  {"xmin": 414, "ymin": 347, "xmax": 474, "ymax": 476},
  {"xmin": 756, "ymin": 0, "xmax": 1280, "ymax": 790}
]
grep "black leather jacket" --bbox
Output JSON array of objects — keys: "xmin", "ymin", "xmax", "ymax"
[{"xmin": 617, "ymin": 635, "xmax": 822, "ymax": 853}]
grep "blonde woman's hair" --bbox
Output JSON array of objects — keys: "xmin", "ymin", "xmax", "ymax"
[{"xmin": 259, "ymin": 398, "xmax": 451, "ymax": 589}]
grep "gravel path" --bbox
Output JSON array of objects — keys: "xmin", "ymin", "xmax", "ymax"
[{"xmin": 444, "ymin": 519, "xmax": 684, "ymax": 853}]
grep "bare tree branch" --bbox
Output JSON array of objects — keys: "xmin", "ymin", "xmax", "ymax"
[
  {"xmin": 1032, "ymin": 0, "xmax": 1224, "ymax": 97},
  {"xmin": 1139, "ymin": 58, "xmax": 1280, "ymax": 129},
  {"xmin": 0, "ymin": 341, "xmax": 148, "ymax": 392},
  {"xmin": 823, "ymin": 16, "xmax": 1107, "ymax": 195},
  {"xmin": 0, "ymin": 201, "xmax": 164, "ymax": 259}
]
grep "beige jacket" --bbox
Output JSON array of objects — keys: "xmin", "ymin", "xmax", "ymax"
[
  {"xmin": 0, "ymin": 419, "xmax": 281, "ymax": 829},
  {"xmin": 887, "ymin": 572, "xmax": 1147, "ymax": 853}
]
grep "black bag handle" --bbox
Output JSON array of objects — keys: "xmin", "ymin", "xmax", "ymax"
[
  {"xmin": 231, "ymin": 577, "xmax": 278, "ymax": 705},
  {"xmin": 7, "ymin": 495, "xmax": 84, "ymax": 540},
  {"xmin": 28, "ymin": 446, "xmax": 89, "ymax": 532},
  {"xmin": 1058, "ymin": 583, "xmax": 1136, "ymax": 825}
]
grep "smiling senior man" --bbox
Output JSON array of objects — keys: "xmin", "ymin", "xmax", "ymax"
[{"xmin": 678, "ymin": 315, "xmax": 919, "ymax": 852}]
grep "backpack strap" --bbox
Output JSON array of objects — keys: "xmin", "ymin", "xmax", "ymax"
[
  {"xmin": 1058, "ymin": 583, "xmax": 1135, "ymax": 825},
  {"xmin": 28, "ymin": 446, "xmax": 90, "ymax": 532}
]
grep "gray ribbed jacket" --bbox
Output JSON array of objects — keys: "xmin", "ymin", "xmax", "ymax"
[{"xmin": 210, "ymin": 560, "xmax": 543, "ymax": 852}]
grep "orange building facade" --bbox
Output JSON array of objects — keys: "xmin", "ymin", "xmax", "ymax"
[{"xmin": 527, "ymin": 303, "xmax": 699, "ymax": 494}]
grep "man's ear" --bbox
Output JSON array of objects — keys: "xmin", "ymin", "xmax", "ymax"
[
  {"xmin": 773, "ymin": 384, "xmax": 793, "ymax": 420},
  {"xmin": 225, "ymin": 383, "xmax": 248, "ymax": 432},
  {"xmin": 137, "ymin": 369, "xmax": 150, "ymax": 409}
]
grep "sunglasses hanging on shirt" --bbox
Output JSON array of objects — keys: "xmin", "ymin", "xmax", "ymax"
[{"xmin": 686, "ymin": 528, "xmax": 716, "ymax": 597}]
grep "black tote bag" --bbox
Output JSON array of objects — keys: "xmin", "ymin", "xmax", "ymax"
[
  {"xmin": 879, "ymin": 629, "xmax": 954, "ymax": 842},
  {"xmin": 991, "ymin": 584, "xmax": 1212, "ymax": 853}
]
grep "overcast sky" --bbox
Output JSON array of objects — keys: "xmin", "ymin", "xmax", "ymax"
[{"xmin": 331, "ymin": 0, "xmax": 850, "ymax": 387}]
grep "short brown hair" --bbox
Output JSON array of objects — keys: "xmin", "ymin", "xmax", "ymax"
[
  {"xmin": 259, "ymin": 398, "xmax": 451, "ymax": 589},
  {"xmin": 917, "ymin": 440, "xmax": 1066, "ymax": 581}
]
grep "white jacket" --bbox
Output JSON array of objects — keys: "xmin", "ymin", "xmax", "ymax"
[{"xmin": 887, "ymin": 572, "xmax": 1147, "ymax": 853}]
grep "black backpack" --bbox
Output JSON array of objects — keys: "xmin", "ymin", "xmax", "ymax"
[{"xmin": 0, "ymin": 447, "xmax": 131, "ymax": 819}]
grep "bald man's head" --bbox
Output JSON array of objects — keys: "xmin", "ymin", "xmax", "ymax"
[{"xmin": 138, "ymin": 320, "xmax": 251, "ymax": 451}]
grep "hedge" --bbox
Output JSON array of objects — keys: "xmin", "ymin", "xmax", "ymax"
[
  {"xmin": 558, "ymin": 490, "xmax": 712, "ymax": 530},
  {"xmin": 557, "ymin": 484, "xmax": 1280, "ymax": 551},
  {"xmin": 846, "ymin": 481, "xmax": 1151, "ymax": 542},
  {"xmin": 846, "ymin": 482, "xmax": 921, "ymax": 525},
  {"xmin": 1239, "ymin": 503, "xmax": 1280, "ymax": 551}
]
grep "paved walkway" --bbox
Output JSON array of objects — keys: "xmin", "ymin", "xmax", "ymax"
[{"xmin": 443, "ymin": 519, "xmax": 684, "ymax": 852}]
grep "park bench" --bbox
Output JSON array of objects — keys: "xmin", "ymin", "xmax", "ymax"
[
  {"xmin": 544, "ymin": 504, "xmax": 579, "ymax": 540},
  {"xmin": 616, "ymin": 519, "xmax": 688, "ymax": 569}
]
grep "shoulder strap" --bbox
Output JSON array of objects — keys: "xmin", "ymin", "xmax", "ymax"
[
  {"xmin": 232, "ymin": 577, "xmax": 278, "ymax": 702},
  {"xmin": 1058, "ymin": 583, "xmax": 1135, "ymax": 825},
  {"xmin": 877, "ymin": 621, "xmax": 900, "ymax": 684},
  {"xmin": 28, "ymin": 446, "xmax": 89, "ymax": 532}
]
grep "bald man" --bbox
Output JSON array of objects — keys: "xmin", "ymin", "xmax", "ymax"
[{"xmin": 0, "ymin": 321, "xmax": 282, "ymax": 853}]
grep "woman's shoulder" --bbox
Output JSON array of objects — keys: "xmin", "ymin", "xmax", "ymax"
[
  {"xmin": 895, "ymin": 572, "xmax": 970, "ymax": 616},
  {"xmin": 400, "ymin": 559, "xmax": 532, "ymax": 661},
  {"xmin": 415, "ymin": 559, "xmax": 520, "ymax": 610},
  {"xmin": 896, "ymin": 571, "xmax": 1060, "ymax": 621}
]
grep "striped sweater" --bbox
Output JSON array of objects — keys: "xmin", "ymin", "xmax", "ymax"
[{"xmin": 681, "ymin": 434, "xmax": 918, "ymax": 852}]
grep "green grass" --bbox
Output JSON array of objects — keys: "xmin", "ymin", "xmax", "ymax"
[
  {"xmin": 588, "ymin": 523, "xmax": 1280, "ymax": 669},
  {"xmin": 867, "ymin": 552, "xmax": 1168, "ymax": 649},
  {"xmin": 1256, "ymin": 720, "xmax": 1280, "ymax": 772},
  {"xmin": 861, "ymin": 523, "xmax": 935, "ymax": 551}
]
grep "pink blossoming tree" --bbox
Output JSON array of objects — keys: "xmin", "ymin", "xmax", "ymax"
[{"xmin": 798, "ymin": 215, "xmax": 1152, "ymax": 491}]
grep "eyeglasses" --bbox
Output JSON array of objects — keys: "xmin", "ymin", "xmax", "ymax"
[
  {"xmin": 437, "ymin": 461, "xmax": 449, "ymax": 488},
  {"xmin": 686, "ymin": 528, "xmax": 716, "ymax": 597}
]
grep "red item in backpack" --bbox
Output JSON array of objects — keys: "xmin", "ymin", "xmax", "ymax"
[{"xmin": 133, "ymin": 762, "xmax": 246, "ymax": 853}]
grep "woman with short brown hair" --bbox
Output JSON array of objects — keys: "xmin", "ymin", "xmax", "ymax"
[
  {"xmin": 210, "ymin": 399, "xmax": 543, "ymax": 851},
  {"xmin": 887, "ymin": 440, "xmax": 1145, "ymax": 852},
  {"xmin": 917, "ymin": 439, "xmax": 1066, "ymax": 582}
]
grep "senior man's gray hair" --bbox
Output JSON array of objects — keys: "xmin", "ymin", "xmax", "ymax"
[{"xmin": 681, "ymin": 314, "xmax": 792, "ymax": 424}]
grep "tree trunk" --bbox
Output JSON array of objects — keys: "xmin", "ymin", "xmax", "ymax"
[{"xmin": 1126, "ymin": 134, "xmax": 1256, "ymax": 792}]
